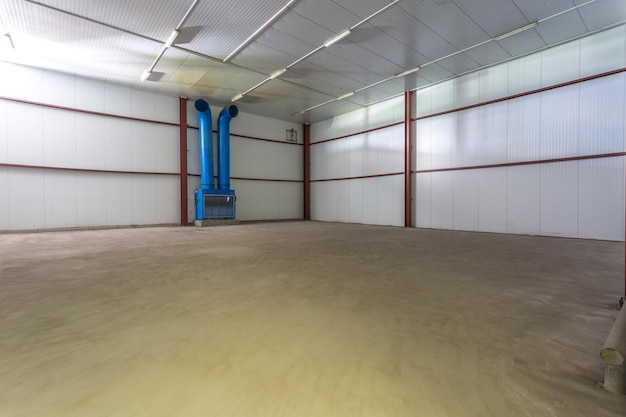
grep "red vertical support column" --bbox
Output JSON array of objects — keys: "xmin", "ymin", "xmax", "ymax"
[
  {"xmin": 303, "ymin": 123, "xmax": 311, "ymax": 221},
  {"xmin": 179, "ymin": 96, "xmax": 188, "ymax": 226},
  {"xmin": 404, "ymin": 90, "xmax": 412, "ymax": 228}
]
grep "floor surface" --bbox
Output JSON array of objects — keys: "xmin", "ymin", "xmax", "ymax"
[{"xmin": 1, "ymin": 222, "xmax": 625, "ymax": 416}]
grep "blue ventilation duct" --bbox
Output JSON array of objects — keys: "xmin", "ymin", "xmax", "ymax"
[
  {"xmin": 217, "ymin": 105, "xmax": 238, "ymax": 190},
  {"xmin": 194, "ymin": 100, "xmax": 238, "ymax": 222},
  {"xmin": 195, "ymin": 99, "xmax": 214, "ymax": 190}
]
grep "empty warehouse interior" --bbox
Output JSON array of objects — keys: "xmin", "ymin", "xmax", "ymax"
[{"xmin": 1, "ymin": 0, "xmax": 626, "ymax": 416}]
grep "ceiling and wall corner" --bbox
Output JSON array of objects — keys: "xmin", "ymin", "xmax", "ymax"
[{"xmin": 0, "ymin": 0, "xmax": 624, "ymax": 124}]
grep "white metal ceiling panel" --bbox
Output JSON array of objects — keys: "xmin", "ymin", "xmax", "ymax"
[
  {"xmin": 232, "ymin": 42, "xmax": 297, "ymax": 73},
  {"xmin": 325, "ymin": 0, "xmax": 399, "ymax": 21},
  {"xmin": 154, "ymin": 48, "xmax": 221, "ymax": 86},
  {"xmin": 283, "ymin": 65, "xmax": 354, "ymax": 97},
  {"xmin": 496, "ymin": 28, "xmax": 547, "ymax": 57},
  {"xmin": 416, "ymin": 63, "xmax": 455, "ymax": 84},
  {"xmin": 203, "ymin": 71, "xmax": 272, "ymax": 102},
  {"xmin": 578, "ymin": 0, "xmax": 626, "ymax": 31},
  {"xmin": 464, "ymin": 41, "xmax": 512, "ymax": 67},
  {"xmin": 231, "ymin": 48, "xmax": 282, "ymax": 75},
  {"xmin": 511, "ymin": 0, "xmax": 577, "ymax": 22},
  {"xmin": 258, "ymin": 28, "xmax": 317, "ymax": 57},
  {"xmin": 436, "ymin": 53, "xmax": 481, "ymax": 76},
  {"xmin": 302, "ymin": 52, "xmax": 370, "ymax": 92},
  {"xmin": 397, "ymin": 0, "xmax": 490, "ymax": 49},
  {"xmin": 325, "ymin": 42, "xmax": 405, "ymax": 78},
  {"xmin": 303, "ymin": 99, "xmax": 362, "ymax": 122},
  {"xmin": 347, "ymin": 85, "xmax": 403, "ymax": 107},
  {"xmin": 27, "ymin": 0, "xmax": 193, "ymax": 41},
  {"xmin": 367, "ymin": 7, "xmax": 458, "ymax": 61},
  {"xmin": 453, "ymin": 0, "xmax": 530, "ymax": 38},
  {"xmin": 154, "ymin": 48, "xmax": 215, "ymax": 85},
  {"xmin": 307, "ymin": 48, "xmax": 391, "ymax": 88},
  {"xmin": 183, "ymin": 0, "xmax": 290, "ymax": 60},
  {"xmin": 535, "ymin": 10, "xmax": 589, "ymax": 44},
  {"xmin": 272, "ymin": 11, "xmax": 334, "ymax": 48},
  {"xmin": 290, "ymin": 0, "xmax": 360, "ymax": 32},
  {"xmin": 351, "ymin": 23, "xmax": 427, "ymax": 69},
  {"xmin": 3, "ymin": 0, "xmax": 162, "ymax": 81}
]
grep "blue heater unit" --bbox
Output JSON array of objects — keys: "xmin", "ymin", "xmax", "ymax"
[{"xmin": 194, "ymin": 99, "xmax": 238, "ymax": 221}]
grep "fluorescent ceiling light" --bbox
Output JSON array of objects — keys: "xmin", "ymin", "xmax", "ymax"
[
  {"xmin": 268, "ymin": 67, "xmax": 287, "ymax": 80},
  {"xmin": 164, "ymin": 30, "xmax": 179, "ymax": 47},
  {"xmin": 324, "ymin": 29, "xmax": 350, "ymax": 47},
  {"xmin": 223, "ymin": 0, "xmax": 296, "ymax": 62},
  {"xmin": 494, "ymin": 22, "xmax": 537, "ymax": 41},
  {"xmin": 336, "ymin": 91, "xmax": 354, "ymax": 100},
  {"xmin": 140, "ymin": 70, "xmax": 151, "ymax": 81},
  {"xmin": 395, "ymin": 66, "xmax": 420, "ymax": 78},
  {"xmin": 231, "ymin": 93, "xmax": 244, "ymax": 102}
]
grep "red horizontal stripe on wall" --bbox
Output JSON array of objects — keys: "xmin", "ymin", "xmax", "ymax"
[
  {"xmin": 187, "ymin": 126, "xmax": 302, "ymax": 146},
  {"xmin": 412, "ymin": 152, "xmax": 626, "ymax": 174},
  {"xmin": 0, "ymin": 96, "xmax": 180, "ymax": 127},
  {"xmin": 0, "ymin": 163, "xmax": 178, "ymax": 176},
  {"xmin": 311, "ymin": 121, "xmax": 404, "ymax": 145},
  {"xmin": 413, "ymin": 67, "xmax": 626, "ymax": 122},
  {"xmin": 186, "ymin": 173, "xmax": 302, "ymax": 183},
  {"xmin": 310, "ymin": 172, "xmax": 403, "ymax": 182}
]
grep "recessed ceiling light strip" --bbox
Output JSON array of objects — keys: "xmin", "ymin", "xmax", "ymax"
[
  {"xmin": 538, "ymin": 0, "xmax": 596, "ymax": 23},
  {"xmin": 140, "ymin": 0, "xmax": 200, "ymax": 81},
  {"xmin": 223, "ymin": 0, "xmax": 297, "ymax": 62},
  {"xmin": 349, "ymin": 0, "xmax": 400, "ymax": 30},
  {"xmin": 176, "ymin": 0, "xmax": 201, "ymax": 30}
]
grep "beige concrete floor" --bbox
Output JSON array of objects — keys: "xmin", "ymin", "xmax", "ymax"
[{"xmin": 0, "ymin": 221, "xmax": 625, "ymax": 417}]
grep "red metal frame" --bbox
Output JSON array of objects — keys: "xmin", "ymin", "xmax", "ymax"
[
  {"xmin": 303, "ymin": 123, "xmax": 311, "ymax": 220},
  {"xmin": 179, "ymin": 97, "xmax": 188, "ymax": 226},
  {"xmin": 404, "ymin": 90, "xmax": 412, "ymax": 228}
]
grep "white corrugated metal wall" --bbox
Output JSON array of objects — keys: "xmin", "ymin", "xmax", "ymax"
[
  {"xmin": 311, "ymin": 25, "xmax": 626, "ymax": 241},
  {"xmin": 414, "ymin": 25, "xmax": 626, "ymax": 241},
  {"xmin": 0, "ymin": 63, "xmax": 303, "ymax": 231},
  {"xmin": 0, "ymin": 64, "xmax": 180, "ymax": 231},
  {"xmin": 310, "ymin": 96, "xmax": 405, "ymax": 226}
]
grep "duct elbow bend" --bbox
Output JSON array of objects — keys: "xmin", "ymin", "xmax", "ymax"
[
  {"xmin": 195, "ymin": 99, "xmax": 211, "ymax": 115},
  {"xmin": 219, "ymin": 104, "xmax": 238, "ymax": 123}
]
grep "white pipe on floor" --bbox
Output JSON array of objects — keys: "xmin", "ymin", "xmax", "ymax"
[{"xmin": 601, "ymin": 305, "xmax": 626, "ymax": 394}]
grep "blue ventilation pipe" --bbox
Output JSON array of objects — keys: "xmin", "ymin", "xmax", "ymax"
[
  {"xmin": 195, "ymin": 99, "xmax": 214, "ymax": 220},
  {"xmin": 195, "ymin": 99, "xmax": 214, "ymax": 190},
  {"xmin": 217, "ymin": 105, "xmax": 238, "ymax": 190}
]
